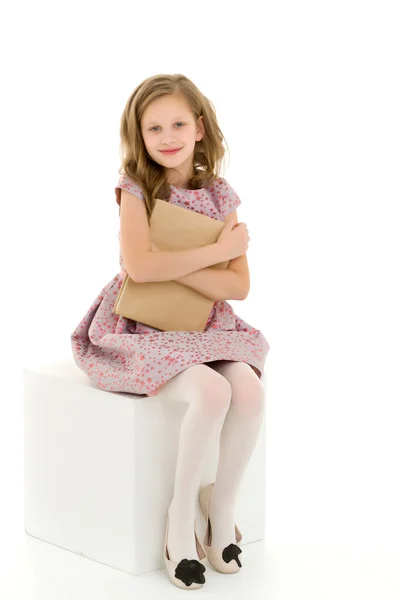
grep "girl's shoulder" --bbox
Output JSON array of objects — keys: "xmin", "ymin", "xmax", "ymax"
[
  {"xmin": 207, "ymin": 176, "xmax": 242, "ymax": 218},
  {"xmin": 115, "ymin": 171, "xmax": 144, "ymax": 206}
]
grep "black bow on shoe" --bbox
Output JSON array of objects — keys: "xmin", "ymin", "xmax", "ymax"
[
  {"xmin": 222, "ymin": 543, "xmax": 243, "ymax": 567},
  {"xmin": 175, "ymin": 558, "xmax": 206, "ymax": 587}
]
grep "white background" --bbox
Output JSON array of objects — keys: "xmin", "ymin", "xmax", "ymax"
[{"xmin": 1, "ymin": 0, "xmax": 400, "ymax": 597}]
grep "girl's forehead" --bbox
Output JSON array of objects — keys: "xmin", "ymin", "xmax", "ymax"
[{"xmin": 142, "ymin": 95, "xmax": 192, "ymax": 121}]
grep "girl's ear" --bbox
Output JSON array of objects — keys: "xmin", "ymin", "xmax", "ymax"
[{"xmin": 196, "ymin": 115, "xmax": 205, "ymax": 141}]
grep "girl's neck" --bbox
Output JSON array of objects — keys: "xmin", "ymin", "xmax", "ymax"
[{"xmin": 166, "ymin": 166, "xmax": 196, "ymax": 190}]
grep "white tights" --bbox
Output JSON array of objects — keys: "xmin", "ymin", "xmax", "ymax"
[{"xmin": 156, "ymin": 360, "xmax": 265, "ymax": 564}]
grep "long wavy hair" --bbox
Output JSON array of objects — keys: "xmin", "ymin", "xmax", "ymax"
[{"xmin": 116, "ymin": 73, "xmax": 230, "ymax": 222}]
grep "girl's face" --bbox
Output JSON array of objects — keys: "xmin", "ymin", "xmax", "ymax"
[{"xmin": 140, "ymin": 93, "xmax": 204, "ymax": 185}]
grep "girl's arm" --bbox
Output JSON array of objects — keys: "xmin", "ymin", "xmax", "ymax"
[
  {"xmin": 150, "ymin": 240, "xmax": 249, "ymax": 301},
  {"xmin": 175, "ymin": 264, "xmax": 249, "ymax": 301},
  {"xmin": 151, "ymin": 206, "xmax": 250, "ymax": 301}
]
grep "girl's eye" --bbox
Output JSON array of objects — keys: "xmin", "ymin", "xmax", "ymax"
[{"xmin": 149, "ymin": 122, "xmax": 185, "ymax": 132}]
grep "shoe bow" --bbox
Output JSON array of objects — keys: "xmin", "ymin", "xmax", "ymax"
[
  {"xmin": 175, "ymin": 558, "xmax": 206, "ymax": 586},
  {"xmin": 222, "ymin": 543, "xmax": 243, "ymax": 567}
]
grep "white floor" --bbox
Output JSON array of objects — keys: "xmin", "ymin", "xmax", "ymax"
[{"xmin": 2, "ymin": 526, "xmax": 400, "ymax": 599}]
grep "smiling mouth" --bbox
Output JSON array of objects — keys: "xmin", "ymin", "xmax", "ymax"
[{"xmin": 160, "ymin": 148, "xmax": 182, "ymax": 154}]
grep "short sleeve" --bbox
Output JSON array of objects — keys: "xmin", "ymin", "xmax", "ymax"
[
  {"xmin": 215, "ymin": 177, "xmax": 242, "ymax": 218},
  {"xmin": 115, "ymin": 172, "xmax": 144, "ymax": 206}
]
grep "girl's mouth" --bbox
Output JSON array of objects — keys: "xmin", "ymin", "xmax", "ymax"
[{"xmin": 160, "ymin": 148, "xmax": 182, "ymax": 155}]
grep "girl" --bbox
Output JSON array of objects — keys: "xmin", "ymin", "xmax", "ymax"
[{"xmin": 71, "ymin": 73, "xmax": 270, "ymax": 590}]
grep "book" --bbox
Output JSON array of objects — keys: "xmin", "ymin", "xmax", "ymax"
[{"xmin": 113, "ymin": 198, "xmax": 229, "ymax": 331}]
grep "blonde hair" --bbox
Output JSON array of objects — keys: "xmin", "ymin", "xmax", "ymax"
[{"xmin": 117, "ymin": 73, "xmax": 230, "ymax": 222}]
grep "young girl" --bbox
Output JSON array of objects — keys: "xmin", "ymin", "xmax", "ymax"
[{"xmin": 71, "ymin": 73, "xmax": 270, "ymax": 590}]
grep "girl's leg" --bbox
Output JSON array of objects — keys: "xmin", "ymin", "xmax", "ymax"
[
  {"xmin": 155, "ymin": 364, "xmax": 232, "ymax": 564},
  {"xmin": 205, "ymin": 360, "xmax": 265, "ymax": 549}
]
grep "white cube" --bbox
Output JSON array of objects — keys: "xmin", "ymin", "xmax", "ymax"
[{"xmin": 24, "ymin": 359, "xmax": 266, "ymax": 575}]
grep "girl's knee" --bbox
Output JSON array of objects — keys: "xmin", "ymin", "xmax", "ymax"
[
  {"xmin": 190, "ymin": 365, "xmax": 232, "ymax": 419},
  {"xmin": 231, "ymin": 366, "xmax": 265, "ymax": 418}
]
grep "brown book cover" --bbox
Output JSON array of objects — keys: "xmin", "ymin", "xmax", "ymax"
[{"xmin": 113, "ymin": 199, "xmax": 229, "ymax": 331}]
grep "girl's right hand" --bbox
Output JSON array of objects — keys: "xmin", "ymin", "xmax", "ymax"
[{"xmin": 217, "ymin": 221, "xmax": 250, "ymax": 259}]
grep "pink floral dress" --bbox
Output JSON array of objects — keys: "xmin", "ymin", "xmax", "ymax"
[{"xmin": 70, "ymin": 173, "xmax": 270, "ymax": 396}]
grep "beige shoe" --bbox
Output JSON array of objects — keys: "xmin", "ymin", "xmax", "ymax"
[
  {"xmin": 163, "ymin": 510, "xmax": 207, "ymax": 590},
  {"xmin": 199, "ymin": 482, "xmax": 243, "ymax": 574}
]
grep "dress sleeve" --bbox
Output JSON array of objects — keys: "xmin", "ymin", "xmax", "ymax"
[
  {"xmin": 115, "ymin": 172, "xmax": 144, "ymax": 206},
  {"xmin": 216, "ymin": 177, "xmax": 242, "ymax": 218}
]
